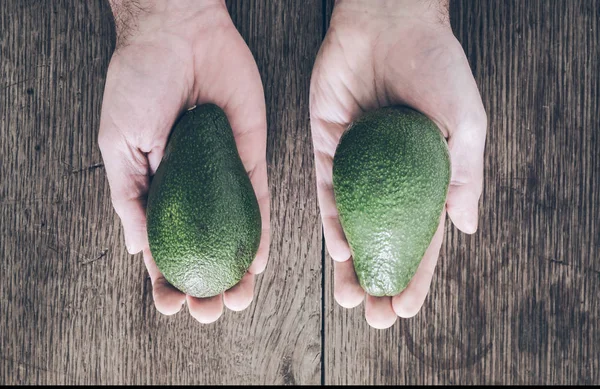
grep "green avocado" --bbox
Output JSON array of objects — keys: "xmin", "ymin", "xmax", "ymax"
[
  {"xmin": 146, "ymin": 104, "xmax": 261, "ymax": 298},
  {"xmin": 332, "ymin": 106, "xmax": 451, "ymax": 297}
]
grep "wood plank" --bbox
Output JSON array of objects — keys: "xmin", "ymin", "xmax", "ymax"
[
  {"xmin": 323, "ymin": 0, "xmax": 600, "ymax": 385},
  {"xmin": 0, "ymin": 0, "xmax": 323, "ymax": 384}
]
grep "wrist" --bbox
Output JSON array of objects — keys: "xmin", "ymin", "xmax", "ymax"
[
  {"xmin": 333, "ymin": 0, "xmax": 449, "ymax": 22},
  {"xmin": 109, "ymin": 0, "xmax": 228, "ymax": 44},
  {"xmin": 109, "ymin": 0, "xmax": 225, "ymax": 14}
]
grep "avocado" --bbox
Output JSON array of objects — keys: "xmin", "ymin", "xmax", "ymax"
[
  {"xmin": 146, "ymin": 104, "xmax": 261, "ymax": 298},
  {"xmin": 332, "ymin": 106, "xmax": 451, "ymax": 297}
]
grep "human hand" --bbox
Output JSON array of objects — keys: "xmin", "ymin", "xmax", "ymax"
[
  {"xmin": 309, "ymin": 0, "xmax": 487, "ymax": 328},
  {"xmin": 98, "ymin": 0, "xmax": 270, "ymax": 323}
]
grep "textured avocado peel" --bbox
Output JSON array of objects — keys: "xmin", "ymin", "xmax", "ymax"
[
  {"xmin": 146, "ymin": 104, "xmax": 261, "ymax": 298},
  {"xmin": 332, "ymin": 106, "xmax": 451, "ymax": 297}
]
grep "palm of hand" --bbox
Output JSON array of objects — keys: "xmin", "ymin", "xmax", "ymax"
[
  {"xmin": 99, "ymin": 7, "xmax": 270, "ymax": 323},
  {"xmin": 310, "ymin": 9, "xmax": 486, "ymax": 328}
]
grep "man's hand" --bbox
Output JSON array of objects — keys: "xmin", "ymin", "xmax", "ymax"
[
  {"xmin": 98, "ymin": 0, "xmax": 270, "ymax": 323},
  {"xmin": 309, "ymin": 0, "xmax": 487, "ymax": 328}
]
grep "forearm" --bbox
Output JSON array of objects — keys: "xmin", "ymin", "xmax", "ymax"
[
  {"xmin": 107, "ymin": 0, "xmax": 227, "ymax": 46},
  {"xmin": 108, "ymin": 0, "xmax": 225, "ymax": 15},
  {"xmin": 333, "ymin": 0, "xmax": 449, "ymax": 22}
]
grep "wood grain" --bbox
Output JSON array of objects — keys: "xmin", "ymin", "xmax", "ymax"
[
  {"xmin": 324, "ymin": 0, "xmax": 600, "ymax": 385},
  {"xmin": 0, "ymin": 0, "xmax": 323, "ymax": 385},
  {"xmin": 2, "ymin": 0, "xmax": 599, "ymax": 385}
]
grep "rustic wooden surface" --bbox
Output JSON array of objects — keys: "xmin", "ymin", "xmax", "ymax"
[
  {"xmin": 1, "ymin": 0, "xmax": 598, "ymax": 386},
  {"xmin": 0, "ymin": 0, "xmax": 322, "ymax": 385},
  {"xmin": 324, "ymin": 0, "xmax": 600, "ymax": 385}
]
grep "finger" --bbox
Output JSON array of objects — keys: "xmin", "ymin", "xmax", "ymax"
[
  {"xmin": 333, "ymin": 259, "xmax": 365, "ymax": 308},
  {"xmin": 98, "ymin": 135, "xmax": 150, "ymax": 254},
  {"xmin": 309, "ymin": 112, "xmax": 353, "ymax": 263},
  {"xmin": 392, "ymin": 211, "xmax": 446, "ymax": 318},
  {"xmin": 98, "ymin": 52, "xmax": 182, "ymax": 255},
  {"xmin": 223, "ymin": 272, "xmax": 255, "ymax": 311},
  {"xmin": 315, "ymin": 150, "xmax": 352, "ymax": 263},
  {"xmin": 383, "ymin": 35, "xmax": 487, "ymax": 234},
  {"xmin": 248, "ymin": 163, "xmax": 270, "ymax": 275},
  {"xmin": 147, "ymin": 147, "xmax": 165, "ymax": 175},
  {"xmin": 187, "ymin": 294, "xmax": 224, "ymax": 324},
  {"xmin": 143, "ymin": 249, "xmax": 186, "ymax": 315},
  {"xmin": 365, "ymin": 295, "xmax": 397, "ymax": 329},
  {"xmin": 445, "ymin": 101, "xmax": 487, "ymax": 235},
  {"xmin": 319, "ymin": 181, "xmax": 352, "ymax": 262},
  {"xmin": 206, "ymin": 38, "xmax": 270, "ymax": 275}
]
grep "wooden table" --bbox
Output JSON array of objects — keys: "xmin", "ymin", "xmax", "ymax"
[{"xmin": 1, "ymin": 0, "xmax": 598, "ymax": 385}]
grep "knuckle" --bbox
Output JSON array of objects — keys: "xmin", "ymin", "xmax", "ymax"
[{"xmin": 454, "ymin": 107, "xmax": 488, "ymax": 143}]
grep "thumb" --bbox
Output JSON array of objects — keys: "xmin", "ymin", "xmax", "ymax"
[
  {"xmin": 98, "ymin": 134, "xmax": 150, "ymax": 254},
  {"xmin": 445, "ymin": 114, "xmax": 487, "ymax": 234}
]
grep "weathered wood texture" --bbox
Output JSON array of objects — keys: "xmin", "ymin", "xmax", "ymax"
[
  {"xmin": 2, "ymin": 0, "xmax": 599, "ymax": 386},
  {"xmin": 1, "ymin": 0, "xmax": 322, "ymax": 385},
  {"xmin": 324, "ymin": 0, "xmax": 600, "ymax": 385}
]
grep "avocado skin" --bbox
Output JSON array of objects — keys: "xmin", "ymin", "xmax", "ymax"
[
  {"xmin": 146, "ymin": 104, "xmax": 261, "ymax": 298},
  {"xmin": 332, "ymin": 106, "xmax": 451, "ymax": 297}
]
